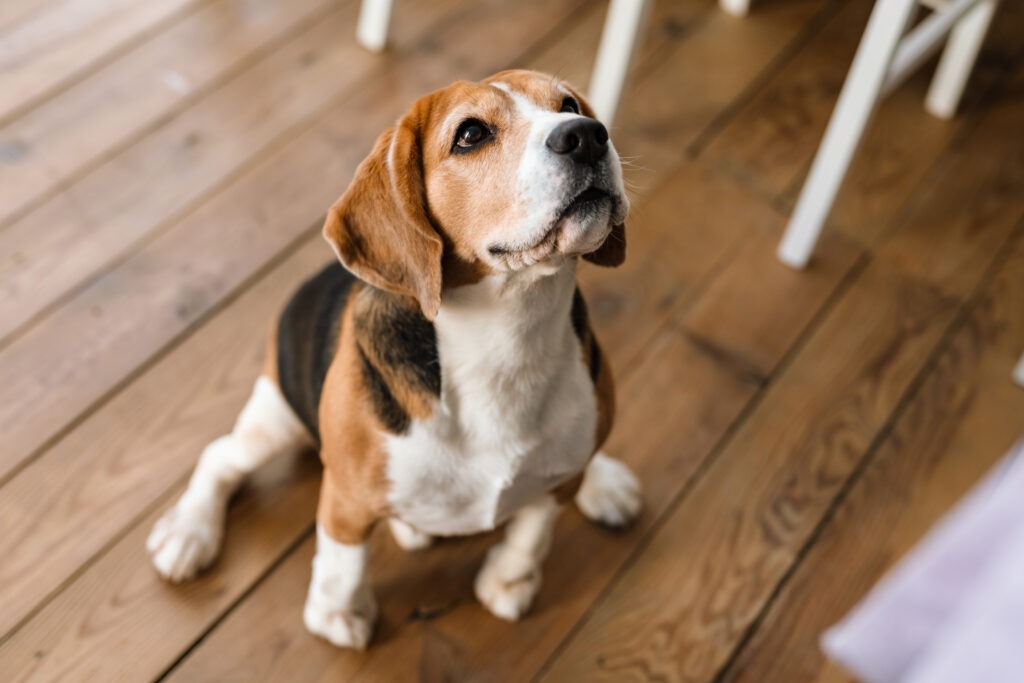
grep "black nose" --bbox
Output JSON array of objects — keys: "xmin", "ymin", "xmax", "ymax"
[{"xmin": 545, "ymin": 119, "xmax": 609, "ymax": 165}]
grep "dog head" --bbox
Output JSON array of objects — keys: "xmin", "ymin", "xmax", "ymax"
[{"xmin": 323, "ymin": 70, "xmax": 629, "ymax": 319}]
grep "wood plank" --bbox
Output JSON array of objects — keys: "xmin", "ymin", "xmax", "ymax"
[
  {"xmin": 0, "ymin": 0, "xmax": 206, "ymax": 125},
  {"xmin": 0, "ymin": 0, "xmax": 534, "ymax": 483},
  {"xmin": 0, "ymin": 239, "xmax": 332, "ymax": 640},
  {"xmin": 721, "ymin": 236, "xmax": 1024, "ymax": 683},
  {"xmin": 539, "ymin": 256, "xmax": 962, "ymax": 683},
  {"xmin": 0, "ymin": 0, "xmax": 387, "ymax": 343},
  {"xmin": 537, "ymin": 76, "xmax": 1024, "ymax": 672},
  {"xmin": 874, "ymin": 66, "xmax": 1024, "ymax": 297},
  {"xmin": 703, "ymin": 0, "xmax": 1024, "ymax": 248},
  {"xmin": 0, "ymin": 0, "xmax": 341, "ymax": 229},
  {"xmin": 0, "ymin": 444, "xmax": 322, "ymax": 683},
  {"xmin": 162, "ymin": 180, "xmax": 859, "ymax": 682},
  {"xmin": 610, "ymin": 0, "xmax": 830, "ymax": 178},
  {"xmin": 682, "ymin": 226, "xmax": 863, "ymax": 378}
]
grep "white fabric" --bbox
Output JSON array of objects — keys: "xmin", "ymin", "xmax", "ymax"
[{"xmin": 822, "ymin": 437, "xmax": 1024, "ymax": 683}]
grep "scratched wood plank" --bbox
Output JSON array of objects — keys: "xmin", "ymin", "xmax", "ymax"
[
  {"xmin": 0, "ymin": 0, "xmax": 207, "ymax": 125},
  {"xmin": 0, "ymin": 0, "xmax": 400, "ymax": 344},
  {"xmin": 538, "ymin": 69, "xmax": 1024, "ymax": 677},
  {"xmin": 721, "ymin": 236, "xmax": 1024, "ymax": 683},
  {"xmin": 0, "ymin": 0, "xmax": 585, "ymax": 485},
  {"xmin": 539, "ymin": 257, "xmax": 962, "ymax": 683},
  {"xmin": 0, "ymin": 0, "xmax": 341, "ymax": 230}
]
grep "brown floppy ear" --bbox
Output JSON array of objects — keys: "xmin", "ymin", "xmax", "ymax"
[
  {"xmin": 561, "ymin": 82, "xmax": 627, "ymax": 268},
  {"xmin": 583, "ymin": 222, "xmax": 626, "ymax": 267},
  {"xmin": 323, "ymin": 106, "xmax": 443, "ymax": 319}
]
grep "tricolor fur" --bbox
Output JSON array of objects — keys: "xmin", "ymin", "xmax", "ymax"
[{"xmin": 149, "ymin": 70, "xmax": 643, "ymax": 648}]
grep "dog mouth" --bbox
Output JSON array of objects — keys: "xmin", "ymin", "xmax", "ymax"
[{"xmin": 487, "ymin": 187, "xmax": 614, "ymax": 260}]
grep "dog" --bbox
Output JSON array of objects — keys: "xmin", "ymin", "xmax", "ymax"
[{"xmin": 147, "ymin": 69, "xmax": 642, "ymax": 649}]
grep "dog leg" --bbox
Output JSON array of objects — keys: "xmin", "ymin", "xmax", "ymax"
[
  {"xmin": 304, "ymin": 525, "xmax": 377, "ymax": 649},
  {"xmin": 147, "ymin": 376, "xmax": 311, "ymax": 582},
  {"xmin": 388, "ymin": 517, "xmax": 434, "ymax": 550},
  {"xmin": 475, "ymin": 495, "xmax": 561, "ymax": 621},
  {"xmin": 575, "ymin": 452, "xmax": 642, "ymax": 528}
]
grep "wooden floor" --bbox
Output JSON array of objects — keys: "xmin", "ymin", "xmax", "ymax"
[{"xmin": 1, "ymin": 0, "xmax": 1022, "ymax": 680}]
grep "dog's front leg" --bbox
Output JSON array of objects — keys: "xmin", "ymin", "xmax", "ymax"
[
  {"xmin": 475, "ymin": 494, "xmax": 561, "ymax": 621},
  {"xmin": 303, "ymin": 472, "xmax": 378, "ymax": 650}
]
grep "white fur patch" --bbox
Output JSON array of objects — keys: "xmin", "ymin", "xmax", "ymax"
[
  {"xmin": 575, "ymin": 452, "xmax": 642, "ymax": 528},
  {"xmin": 474, "ymin": 495, "xmax": 561, "ymax": 620},
  {"xmin": 147, "ymin": 377, "xmax": 310, "ymax": 582},
  {"xmin": 385, "ymin": 263, "xmax": 596, "ymax": 537},
  {"xmin": 303, "ymin": 525, "xmax": 377, "ymax": 649}
]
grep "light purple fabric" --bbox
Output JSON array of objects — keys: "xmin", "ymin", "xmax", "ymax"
[{"xmin": 821, "ymin": 437, "xmax": 1024, "ymax": 683}]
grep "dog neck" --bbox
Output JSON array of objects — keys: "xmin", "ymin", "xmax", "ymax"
[{"xmin": 432, "ymin": 259, "xmax": 579, "ymax": 427}]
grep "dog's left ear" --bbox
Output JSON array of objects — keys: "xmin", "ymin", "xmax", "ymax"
[
  {"xmin": 562, "ymin": 84, "xmax": 627, "ymax": 268},
  {"xmin": 323, "ymin": 102, "xmax": 443, "ymax": 319},
  {"xmin": 583, "ymin": 222, "xmax": 626, "ymax": 267}
]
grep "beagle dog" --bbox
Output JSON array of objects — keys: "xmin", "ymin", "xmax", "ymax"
[{"xmin": 147, "ymin": 69, "xmax": 642, "ymax": 649}]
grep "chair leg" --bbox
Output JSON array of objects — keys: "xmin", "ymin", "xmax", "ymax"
[
  {"xmin": 777, "ymin": 0, "xmax": 918, "ymax": 270},
  {"xmin": 719, "ymin": 0, "xmax": 752, "ymax": 17},
  {"xmin": 1013, "ymin": 353, "xmax": 1024, "ymax": 388},
  {"xmin": 588, "ymin": 0, "xmax": 653, "ymax": 126},
  {"xmin": 925, "ymin": 0, "xmax": 998, "ymax": 119},
  {"xmin": 356, "ymin": 0, "xmax": 393, "ymax": 53}
]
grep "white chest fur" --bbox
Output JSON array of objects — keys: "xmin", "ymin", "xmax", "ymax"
[{"xmin": 384, "ymin": 263, "xmax": 597, "ymax": 536}]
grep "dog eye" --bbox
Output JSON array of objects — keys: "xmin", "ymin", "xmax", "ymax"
[
  {"xmin": 559, "ymin": 97, "xmax": 580, "ymax": 114},
  {"xmin": 453, "ymin": 119, "xmax": 491, "ymax": 152}
]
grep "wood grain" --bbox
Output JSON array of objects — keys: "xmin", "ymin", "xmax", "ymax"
[
  {"xmin": 700, "ymin": 0, "xmax": 1011, "ymax": 245},
  {"xmin": 0, "ymin": 239, "xmax": 332, "ymax": 640},
  {"xmin": 0, "ymin": 0, "xmax": 341, "ymax": 229},
  {"xmin": 0, "ymin": 0, "xmax": 403, "ymax": 343},
  {"xmin": 721, "ymin": 235, "xmax": 1024, "ymax": 683},
  {"xmin": 612, "ymin": 0, "xmax": 830, "ymax": 177},
  {"xmin": 0, "ymin": 0, "xmax": 206, "ymax": 125},
  {"xmin": 540, "ymin": 260, "xmax": 961, "ymax": 683},
  {"xmin": 0, "ymin": 0, "xmax": 586, "ymax": 484}
]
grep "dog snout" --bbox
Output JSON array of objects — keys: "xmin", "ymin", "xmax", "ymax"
[{"xmin": 545, "ymin": 119, "xmax": 609, "ymax": 166}]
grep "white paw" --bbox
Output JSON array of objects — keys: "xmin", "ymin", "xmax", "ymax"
[
  {"xmin": 575, "ymin": 453, "xmax": 642, "ymax": 529},
  {"xmin": 147, "ymin": 504, "xmax": 223, "ymax": 583},
  {"xmin": 303, "ymin": 590, "xmax": 377, "ymax": 649},
  {"xmin": 388, "ymin": 517, "xmax": 433, "ymax": 551},
  {"xmin": 474, "ymin": 544, "xmax": 542, "ymax": 622}
]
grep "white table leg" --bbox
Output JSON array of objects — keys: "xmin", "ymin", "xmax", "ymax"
[
  {"xmin": 356, "ymin": 0, "xmax": 394, "ymax": 53},
  {"xmin": 777, "ymin": 0, "xmax": 918, "ymax": 269},
  {"xmin": 719, "ymin": 0, "xmax": 751, "ymax": 17},
  {"xmin": 925, "ymin": 0, "xmax": 998, "ymax": 119},
  {"xmin": 1013, "ymin": 353, "xmax": 1024, "ymax": 388},
  {"xmin": 588, "ymin": 0, "xmax": 653, "ymax": 126}
]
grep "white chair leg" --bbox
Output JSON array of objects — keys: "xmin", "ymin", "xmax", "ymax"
[
  {"xmin": 356, "ymin": 0, "xmax": 393, "ymax": 53},
  {"xmin": 777, "ymin": 0, "xmax": 918, "ymax": 270},
  {"xmin": 588, "ymin": 0, "xmax": 653, "ymax": 126},
  {"xmin": 925, "ymin": 0, "xmax": 998, "ymax": 119},
  {"xmin": 719, "ymin": 0, "xmax": 751, "ymax": 17},
  {"xmin": 1013, "ymin": 353, "xmax": 1024, "ymax": 388}
]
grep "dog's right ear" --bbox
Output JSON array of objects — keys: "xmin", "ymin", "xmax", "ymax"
[{"xmin": 323, "ymin": 106, "xmax": 444, "ymax": 320}]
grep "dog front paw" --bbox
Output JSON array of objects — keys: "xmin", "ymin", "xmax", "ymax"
[
  {"xmin": 303, "ymin": 590, "xmax": 378, "ymax": 649},
  {"xmin": 388, "ymin": 517, "xmax": 434, "ymax": 551},
  {"xmin": 474, "ymin": 544, "xmax": 542, "ymax": 621},
  {"xmin": 147, "ymin": 504, "xmax": 224, "ymax": 582},
  {"xmin": 575, "ymin": 453, "xmax": 642, "ymax": 529}
]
